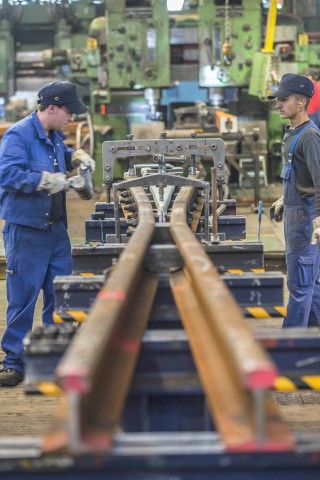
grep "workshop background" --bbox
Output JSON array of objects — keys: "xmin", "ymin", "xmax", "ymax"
[
  {"xmin": 1, "ymin": 0, "xmax": 320, "ymax": 478},
  {"xmin": 0, "ymin": 0, "xmax": 319, "ymax": 192}
]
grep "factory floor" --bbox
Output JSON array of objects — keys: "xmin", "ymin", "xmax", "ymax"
[{"xmin": 0, "ymin": 188, "xmax": 319, "ymax": 441}]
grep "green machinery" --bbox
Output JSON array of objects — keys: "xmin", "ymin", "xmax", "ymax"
[
  {"xmin": 198, "ymin": 0, "xmax": 262, "ymax": 88},
  {"xmin": 106, "ymin": 0, "xmax": 170, "ymax": 90},
  {"xmin": 1, "ymin": 0, "xmax": 320, "ymax": 186},
  {"xmin": 43, "ymin": 0, "xmax": 171, "ymax": 184},
  {"xmin": 0, "ymin": 0, "xmax": 171, "ymax": 185}
]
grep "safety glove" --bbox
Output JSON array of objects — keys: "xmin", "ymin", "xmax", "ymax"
[
  {"xmin": 37, "ymin": 171, "xmax": 69, "ymax": 194},
  {"xmin": 311, "ymin": 216, "xmax": 320, "ymax": 245},
  {"xmin": 71, "ymin": 149, "xmax": 96, "ymax": 173},
  {"xmin": 270, "ymin": 196, "xmax": 284, "ymax": 222}
]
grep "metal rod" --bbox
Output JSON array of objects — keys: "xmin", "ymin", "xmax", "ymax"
[
  {"xmin": 45, "ymin": 187, "xmax": 156, "ymax": 453},
  {"xmin": 254, "ymin": 388, "xmax": 266, "ymax": 445},
  {"xmin": 217, "ymin": 204, "xmax": 226, "ymax": 216},
  {"xmin": 211, "ymin": 167, "xmax": 219, "ymax": 242},
  {"xmin": 170, "ymin": 186, "xmax": 278, "ymax": 392}
]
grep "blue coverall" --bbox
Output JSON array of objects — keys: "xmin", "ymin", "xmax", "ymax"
[
  {"xmin": 281, "ymin": 124, "xmax": 320, "ymax": 327},
  {"xmin": 0, "ymin": 111, "xmax": 74, "ymax": 373}
]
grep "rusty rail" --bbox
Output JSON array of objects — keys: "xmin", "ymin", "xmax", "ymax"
[
  {"xmin": 43, "ymin": 186, "xmax": 157, "ymax": 453},
  {"xmin": 169, "ymin": 179, "xmax": 294, "ymax": 451}
]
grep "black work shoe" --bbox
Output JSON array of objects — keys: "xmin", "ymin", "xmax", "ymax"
[{"xmin": 0, "ymin": 368, "xmax": 24, "ymax": 386}]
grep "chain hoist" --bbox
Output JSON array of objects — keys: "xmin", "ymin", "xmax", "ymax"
[{"xmin": 222, "ymin": 0, "xmax": 233, "ymax": 66}]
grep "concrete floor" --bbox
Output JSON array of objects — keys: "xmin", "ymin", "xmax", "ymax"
[{"xmin": 0, "ymin": 188, "xmax": 320, "ymax": 441}]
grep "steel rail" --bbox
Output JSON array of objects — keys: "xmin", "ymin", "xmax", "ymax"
[
  {"xmin": 44, "ymin": 175, "xmax": 293, "ymax": 455},
  {"xmin": 43, "ymin": 186, "xmax": 157, "ymax": 454},
  {"xmin": 169, "ymin": 180, "xmax": 294, "ymax": 451}
]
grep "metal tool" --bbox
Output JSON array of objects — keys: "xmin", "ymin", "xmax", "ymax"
[{"xmin": 67, "ymin": 164, "xmax": 94, "ymax": 200}]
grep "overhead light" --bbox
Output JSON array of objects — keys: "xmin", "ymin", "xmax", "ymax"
[{"xmin": 167, "ymin": 0, "xmax": 184, "ymax": 12}]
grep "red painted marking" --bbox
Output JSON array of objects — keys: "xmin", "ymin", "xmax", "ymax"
[
  {"xmin": 60, "ymin": 373, "xmax": 89, "ymax": 394},
  {"xmin": 83, "ymin": 433, "xmax": 113, "ymax": 451},
  {"xmin": 56, "ymin": 364, "xmax": 90, "ymax": 394},
  {"xmin": 119, "ymin": 339, "xmax": 140, "ymax": 353},
  {"xmin": 227, "ymin": 438, "xmax": 294, "ymax": 453},
  {"xmin": 98, "ymin": 289, "xmax": 126, "ymax": 301},
  {"xmin": 245, "ymin": 368, "xmax": 278, "ymax": 390}
]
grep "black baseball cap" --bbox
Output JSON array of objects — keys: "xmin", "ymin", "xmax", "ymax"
[
  {"xmin": 268, "ymin": 73, "xmax": 314, "ymax": 99},
  {"xmin": 37, "ymin": 81, "xmax": 88, "ymax": 114}
]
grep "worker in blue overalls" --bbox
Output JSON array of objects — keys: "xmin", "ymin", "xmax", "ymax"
[
  {"xmin": 269, "ymin": 73, "xmax": 320, "ymax": 328},
  {"xmin": 0, "ymin": 81, "xmax": 95, "ymax": 386}
]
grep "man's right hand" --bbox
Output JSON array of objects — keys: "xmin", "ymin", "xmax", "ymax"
[
  {"xmin": 37, "ymin": 171, "xmax": 69, "ymax": 194},
  {"xmin": 270, "ymin": 196, "xmax": 284, "ymax": 222}
]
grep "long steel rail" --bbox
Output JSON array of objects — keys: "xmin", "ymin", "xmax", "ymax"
[
  {"xmin": 43, "ymin": 176, "xmax": 294, "ymax": 454},
  {"xmin": 169, "ymin": 179, "xmax": 293, "ymax": 451},
  {"xmin": 43, "ymin": 185, "xmax": 158, "ymax": 453}
]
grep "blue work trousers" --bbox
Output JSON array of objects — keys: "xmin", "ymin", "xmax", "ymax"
[
  {"xmin": 1, "ymin": 221, "xmax": 72, "ymax": 373},
  {"xmin": 281, "ymin": 162, "xmax": 320, "ymax": 327}
]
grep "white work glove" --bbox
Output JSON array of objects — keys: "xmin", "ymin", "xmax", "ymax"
[
  {"xmin": 311, "ymin": 216, "xmax": 320, "ymax": 245},
  {"xmin": 71, "ymin": 149, "xmax": 95, "ymax": 173},
  {"xmin": 270, "ymin": 196, "xmax": 284, "ymax": 222},
  {"xmin": 37, "ymin": 171, "xmax": 69, "ymax": 194}
]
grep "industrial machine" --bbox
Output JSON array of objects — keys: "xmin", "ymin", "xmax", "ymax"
[
  {"xmin": 198, "ymin": 0, "xmax": 262, "ymax": 88},
  {"xmin": 1, "ymin": 0, "xmax": 320, "ymax": 189},
  {"xmin": 0, "ymin": 133, "xmax": 315, "ymax": 477}
]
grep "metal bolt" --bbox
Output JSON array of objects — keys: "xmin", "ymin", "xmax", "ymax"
[
  {"xmin": 211, "ymin": 144, "xmax": 217, "ymax": 150},
  {"xmin": 105, "ymin": 165, "xmax": 111, "ymax": 171}
]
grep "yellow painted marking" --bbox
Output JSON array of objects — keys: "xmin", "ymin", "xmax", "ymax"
[
  {"xmin": 53, "ymin": 311, "xmax": 88, "ymax": 323},
  {"xmin": 226, "ymin": 269, "xmax": 266, "ymax": 274},
  {"xmin": 79, "ymin": 272, "xmax": 95, "ymax": 277},
  {"xmin": 67, "ymin": 311, "xmax": 88, "ymax": 322},
  {"xmin": 302, "ymin": 376, "xmax": 320, "ymax": 390},
  {"xmin": 36, "ymin": 382, "xmax": 63, "ymax": 396},
  {"xmin": 274, "ymin": 377, "xmax": 297, "ymax": 391},
  {"xmin": 246, "ymin": 307, "xmax": 269, "ymax": 318},
  {"xmin": 53, "ymin": 313, "xmax": 64, "ymax": 323},
  {"xmin": 275, "ymin": 306, "xmax": 287, "ymax": 316}
]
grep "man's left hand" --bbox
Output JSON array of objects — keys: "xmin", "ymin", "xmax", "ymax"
[
  {"xmin": 311, "ymin": 216, "xmax": 320, "ymax": 244},
  {"xmin": 72, "ymin": 149, "xmax": 95, "ymax": 173}
]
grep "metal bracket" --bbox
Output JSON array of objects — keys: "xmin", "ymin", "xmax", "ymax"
[{"xmin": 103, "ymin": 136, "xmax": 225, "ymax": 199}]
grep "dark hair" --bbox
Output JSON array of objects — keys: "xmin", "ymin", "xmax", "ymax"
[
  {"xmin": 294, "ymin": 94, "xmax": 310, "ymax": 109},
  {"xmin": 38, "ymin": 104, "xmax": 48, "ymax": 112}
]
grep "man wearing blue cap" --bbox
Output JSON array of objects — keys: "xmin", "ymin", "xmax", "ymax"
[
  {"xmin": 0, "ymin": 80, "xmax": 95, "ymax": 385},
  {"xmin": 269, "ymin": 73, "xmax": 320, "ymax": 328}
]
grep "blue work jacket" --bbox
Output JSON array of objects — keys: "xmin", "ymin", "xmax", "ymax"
[{"xmin": 0, "ymin": 111, "xmax": 74, "ymax": 230}]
